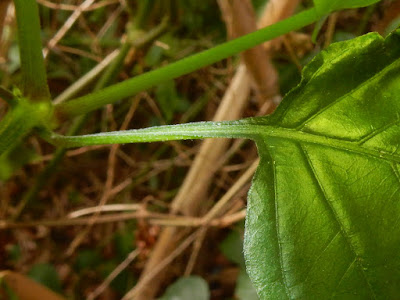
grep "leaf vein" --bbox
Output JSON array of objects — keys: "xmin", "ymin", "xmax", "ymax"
[
  {"xmin": 332, "ymin": 257, "xmax": 357, "ymax": 297},
  {"xmin": 301, "ymin": 145, "xmax": 377, "ymax": 299},
  {"xmin": 301, "ymin": 231, "xmax": 341, "ymax": 285},
  {"xmin": 358, "ymin": 116, "xmax": 400, "ymax": 145},
  {"xmin": 266, "ymin": 139, "xmax": 292, "ymax": 299},
  {"xmin": 255, "ymin": 125, "xmax": 400, "ymax": 164},
  {"xmin": 296, "ymin": 57, "xmax": 400, "ymax": 130},
  {"xmin": 391, "ymin": 163, "xmax": 400, "ymax": 185}
]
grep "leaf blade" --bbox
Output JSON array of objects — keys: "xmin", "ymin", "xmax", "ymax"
[{"xmin": 244, "ymin": 30, "xmax": 400, "ymax": 298}]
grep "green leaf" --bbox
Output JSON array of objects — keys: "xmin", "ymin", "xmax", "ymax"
[
  {"xmin": 313, "ymin": 0, "xmax": 381, "ymax": 17},
  {"xmin": 47, "ymin": 29, "xmax": 400, "ymax": 300},
  {"xmin": 28, "ymin": 263, "xmax": 62, "ymax": 294},
  {"xmin": 219, "ymin": 229, "xmax": 246, "ymax": 268},
  {"xmin": 74, "ymin": 249, "xmax": 101, "ymax": 272},
  {"xmin": 114, "ymin": 229, "xmax": 135, "ymax": 260},
  {"xmin": 99, "ymin": 261, "xmax": 135, "ymax": 294},
  {"xmin": 158, "ymin": 276, "xmax": 210, "ymax": 300},
  {"xmin": 243, "ymin": 30, "xmax": 400, "ymax": 298}
]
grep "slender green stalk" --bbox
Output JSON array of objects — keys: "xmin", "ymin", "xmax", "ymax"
[
  {"xmin": 130, "ymin": 0, "xmax": 155, "ymax": 29},
  {"xmin": 44, "ymin": 121, "xmax": 256, "ymax": 148},
  {"xmin": 94, "ymin": 18, "xmax": 169, "ymax": 91},
  {"xmin": 356, "ymin": 3, "xmax": 377, "ymax": 35},
  {"xmin": 96, "ymin": 17, "xmax": 169, "ymax": 90},
  {"xmin": 14, "ymin": 0, "xmax": 50, "ymax": 101},
  {"xmin": 131, "ymin": 16, "xmax": 169, "ymax": 48},
  {"xmin": 45, "ymin": 120, "xmax": 400, "ymax": 164},
  {"xmin": 311, "ymin": 15, "xmax": 328, "ymax": 43},
  {"xmin": 15, "ymin": 4, "xmax": 170, "ymax": 218},
  {"xmin": 55, "ymin": 8, "xmax": 319, "ymax": 119}
]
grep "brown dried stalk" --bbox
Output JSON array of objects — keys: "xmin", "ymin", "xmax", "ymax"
[{"xmin": 130, "ymin": 1, "xmax": 300, "ymax": 299}]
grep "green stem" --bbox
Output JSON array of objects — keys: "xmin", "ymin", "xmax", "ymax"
[
  {"xmin": 131, "ymin": 16, "xmax": 169, "ymax": 48},
  {"xmin": 96, "ymin": 14, "xmax": 169, "ymax": 91},
  {"xmin": 55, "ymin": 8, "xmax": 319, "ymax": 119},
  {"xmin": 131, "ymin": 0, "xmax": 155, "ymax": 29},
  {"xmin": 46, "ymin": 120, "xmax": 400, "ymax": 164},
  {"xmin": 356, "ymin": 3, "xmax": 377, "ymax": 35},
  {"xmin": 15, "ymin": 5, "xmax": 168, "ymax": 218},
  {"xmin": 14, "ymin": 0, "xmax": 50, "ymax": 101},
  {"xmin": 44, "ymin": 120, "xmax": 256, "ymax": 148}
]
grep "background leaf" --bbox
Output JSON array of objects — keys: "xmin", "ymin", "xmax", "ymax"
[
  {"xmin": 219, "ymin": 228, "xmax": 246, "ymax": 268},
  {"xmin": 158, "ymin": 276, "xmax": 210, "ymax": 300},
  {"xmin": 28, "ymin": 263, "xmax": 62, "ymax": 294},
  {"xmin": 235, "ymin": 269, "xmax": 259, "ymax": 300},
  {"xmin": 219, "ymin": 225, "xmax": 259, "ymax": 299},
  {"xmin": 243, "ymin": 30, "xmax": 400, "ymax": 298}
]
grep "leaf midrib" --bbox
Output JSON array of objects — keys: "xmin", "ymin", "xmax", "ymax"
[
  {"xmin": 50, "ymin": 121, "xmax": 400, "ymax": 161},
  {"xmin": 249, "ymin": 125, "xmax": 400, "ymax": 163}
]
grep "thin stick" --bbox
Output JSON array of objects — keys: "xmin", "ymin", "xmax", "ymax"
[
  {"xmin": 55, "ymin": 8, "xmax": 319, "ymax": 118},
  {"xmin": 184, "ymin": 228, "xmax": 207, "ymax": 276},
  {"xmin": 324, "ymin": 12, "xmax": 338, "ymax": 48},
  {"xmin": 53, "ymin": 45, "xmax": 103, "ymax": 62},
  {"xmin": 202, "ymin": 159, "xmax": 259, "ymax": 224},
  {"xmin": 0, "ymin": 211, "xmax": 153, "ymax": 229},
  {"xmin": 217, "ymin": 209, "xmax": 246, "ymax": 227},
  {"xmin": 88, "ymin": 249, "xmax": 140, "ymax": 300},
  {"xmin": 43, "ymin": 0, "xmax": 97, "ymax": 58},
  {"xmin": 97, "ymin": 4, "xmax": 124, "ymax": 40},
  {"xmin": 53, "ymin": 49, "xmax": 120, "ymax": 104},
  {"xmin": 68, "ymin": 204, "xmax": 142, "ymax": 218},
  {"xmin": 37, "ymin": 0, "xmax": 119, "ymax": 11},
  {"xmin": 122, "ymin": 231, "xmax": 200, "ymax": 299},
  {"xmin": 0, "ymin": 210, "xmax": 246, "ymax": 230},
  {"xmin": 66, "ymin": 97, "xmax": 140, "ymax": 256}
]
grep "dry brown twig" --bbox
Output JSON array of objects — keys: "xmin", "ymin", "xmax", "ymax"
[
  {"xmin": 66, "ymin": 97, "xmax": 141, "ymax": 256},
  {"xmin": 130, "ymin": 1, "xmax": 302, "ymax": 298},
  {"xmin": 53, "ymin": 49, "xmax": 121, "ymax": 104},
  {"xmin": 37, "ymin": 0, "xmax": 120, "ymax": 12},
  {"xmin": 122, "ymin": 230, "xmax": 200, "ymax": 300},
  {"xmin": 87, "ymin": 248, "xmax": 140, "ymax": 300},
  {"xmin": 0, "ymin": 0, "xmax": 13, "ymax": 64},
  {"xmin": 130, "ymin": 64, "xmax": 251, "ymax": 299},
  {"xmin": 218, "ymin": 0, "xmax": 279, "ymax": 105},
  {"xmin": 97, "ymin": 4, "xmax": 124, "ymax": 40},
  {"xmin": 42, "ymin": 0, "xmax": 110, "ymax": 58},
  {"xmin": 68, "ymin": 203, "xmax": 142, "ymax": 218},
  {"xmin": 0, "ymin": 206, "xmax": 247, "ymax": 230}
]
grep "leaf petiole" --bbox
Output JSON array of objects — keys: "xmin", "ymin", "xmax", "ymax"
[{"xmin": 43, "ymin": 121, "xmax": 258, "ymax": 148}]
